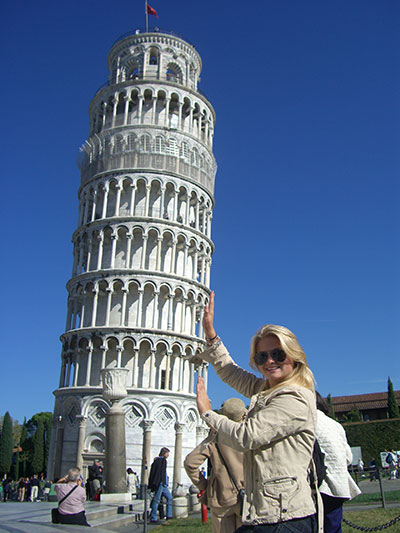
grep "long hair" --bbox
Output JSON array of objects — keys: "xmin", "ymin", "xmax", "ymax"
[{"xmin": 249, "ymin": 324, "xmax": 315, "ymax": 392}]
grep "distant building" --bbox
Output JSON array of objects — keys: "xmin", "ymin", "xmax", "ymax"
[{"xmin": 331, "ymin": 390, "xmax": 400, "ymax": 421}]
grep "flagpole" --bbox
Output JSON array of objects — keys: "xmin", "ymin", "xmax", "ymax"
[{"xmin": 145, "ymin": 0, "xmax": 149, "ymax": 32}]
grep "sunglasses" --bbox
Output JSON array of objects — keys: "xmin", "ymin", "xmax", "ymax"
[{"xmin": 254, "ymin": 348, "xmax": 286, "ymax": 366}]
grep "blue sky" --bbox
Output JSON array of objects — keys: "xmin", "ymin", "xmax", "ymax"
[{"xmin": 2, "ymin": 0, "xmax": 399, "ymax": 423}]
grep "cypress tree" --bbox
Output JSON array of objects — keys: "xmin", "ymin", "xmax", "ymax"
[
  {"xmin": 327, "ymin": 394, "xmax": 336, "ymax": 420},
  {"xmin": 44, "ymin": 418, "xmax": 52, "ymax": 476},
  {"xmin": 387, "ymin": 377, "xmax": 400, "ymax": 418},
  {"xmin": 19, "ymin": 418, "xmax": 28, "ymax": 477},
  {"xmin": 31, "ymin": 418, "xmax": 44, "ymax": 475},
  {"xmin": 0, "ymin": 412, "xmax": 14, "ymax": 476}
]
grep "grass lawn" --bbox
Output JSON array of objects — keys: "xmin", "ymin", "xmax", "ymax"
[
  {"xmin": 151, "ymin": 509, "xmax": 400, "ymax": 533},
  {"xmin": 343, "ymin": 508, "xmax": 400, "ymax": 533}
]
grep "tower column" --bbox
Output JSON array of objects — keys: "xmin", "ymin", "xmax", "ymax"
[
  {"xmin": 101, "ymin": 186, "xmax": 109, "ymax": 219},
  {"xmin": 114, "ymin": 184, "xmax": 122, "ymax": 216},
  {"xmin": 110, "ymin": 234, "xmax": 117, "ymax": 269},
  {"xmin": 129, "ymin": 184, "xmax": 136, "ymax": 216},
  {"xmin": 120, "ymin": 288, "xmax": 128, "ymax": 326},
  {"xmin": 91, "ymin": 287, "xmax": 99, "ymax": 327},
  {"xmin": 156, "ymin": 236, "xmax": 163, "ymax": 270},
  {"xmin": 76, "ymin": 415, "xmax": 87, "ymax": 470},
  {"xmin": 96, "ymin": 234, "xmax": 104, "ymax": 270},
  {"xmin": 85, "ymin": 346, "xmax": 93, "ymax": 386},
  {"xmin": 173, "ymin": 423, "xmax": 185, "ymax": 487},
  {"xmin": 142, "ymin": 420, "xmax": 154, "ymax": 484},
  {"xmin": 141, "ymin": 235, "xmax": 148, "ymax": 269}
]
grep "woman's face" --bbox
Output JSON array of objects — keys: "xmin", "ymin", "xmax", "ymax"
[{"xmin": 255, "ymin": 335, "xmax": 294, "ymax": 387}]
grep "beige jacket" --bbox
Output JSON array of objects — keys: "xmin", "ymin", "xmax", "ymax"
[
  {"xmin": 198, "ymin": 341, "xmax": 317, "ymax": 526},
  {"xmin": 184, "ymin": 430, "xmax": 244, "ymax": 510}
]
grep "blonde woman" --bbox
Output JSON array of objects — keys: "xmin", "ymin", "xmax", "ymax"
[{"xmin": 195, "ymin": 292, "xmax": 319, "ymax": 533}]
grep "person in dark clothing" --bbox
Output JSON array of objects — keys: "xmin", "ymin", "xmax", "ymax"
[
  {"xmin": 148, "ymin": 447, "xmax": 173, "ymax": 523},
  {"xmin": 88, "ymin": 460, "xmax": 103, "ymax": 500}
]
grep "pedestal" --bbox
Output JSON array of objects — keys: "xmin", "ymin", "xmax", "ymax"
[
  {"xmin": 105, "ymin": 404, "xmax": 127, "ymax": 494},
  {"xmin": 172, "ymin": 496, "xmax": 188, "ymax": 518}
]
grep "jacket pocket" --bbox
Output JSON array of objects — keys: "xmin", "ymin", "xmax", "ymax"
[{"xmin": 262, "ymin": 477, "xmax": 300, "ymax": 519}]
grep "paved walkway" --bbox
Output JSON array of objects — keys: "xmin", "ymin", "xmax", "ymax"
[{"xmin": 0, "ymin": 501, "xmax": 142, "ymax": 533}]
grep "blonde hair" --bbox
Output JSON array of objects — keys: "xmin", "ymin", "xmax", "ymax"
[{"xmin": 250, "ymin": 324, "xmax": 315, "ymax": 392}]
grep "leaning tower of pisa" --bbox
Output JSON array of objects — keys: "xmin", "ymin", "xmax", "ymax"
[{"xmin": 47, "ymin": 29, "xmax": 216, "ymax": 487}]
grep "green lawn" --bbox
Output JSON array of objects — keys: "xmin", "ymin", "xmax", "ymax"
[
  {"xmin": 343, "ymin": 508, "xmax": 400, "ymax": 533},
  {"xmin": 151, "ymin": 509, "xmax": 400, "ymax": 533}
]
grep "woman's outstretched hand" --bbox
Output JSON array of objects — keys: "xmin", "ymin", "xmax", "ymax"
[
  {"xmin": 203, "ymin": 291, "xmax": 216, "ymax": 340},
  {"xmin": 196, "ymin": 376, "xmax": 212, "ymax": 415}
]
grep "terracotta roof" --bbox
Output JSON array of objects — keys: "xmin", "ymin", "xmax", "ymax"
[{"xmin": 331, "ymin": 391, "xmax": 400, "ymax": 413}]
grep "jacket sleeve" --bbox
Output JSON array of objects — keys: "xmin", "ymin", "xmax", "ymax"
[
  {"xmin": 184, "ymin": 437, "xmax": 212, "ymax": 491},
  {"xmin": 202, "ymin": 388, "xmax": 314, "ymax": 452},
  {"xmin": 196, "ymin": 342, "xmax": 265, "ymax": 399}
]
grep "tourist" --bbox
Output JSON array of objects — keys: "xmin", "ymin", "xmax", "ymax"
[
  {"xmin": 126, "ymin": 468, "xmax": 138, "ymax": 498},
  {"xmin": 54, "ymin": 467, "xmax": 90, "ymax": 526},
  {"xmin": 17, "ymin": 477, "xmax": 27, "ymax": 502},
  {"xmin": 315, "ymin": 392, "xmax": 361, "ymax": 533},
  {"xmin": 386, "ymin": 450, "xmax": 398, "ymax": 479},
  {"xmin": 195, "ymin": 291, "xmax": 318, "ymax": 532},
  {"xmin": 148, "ymin": 447, "xmax": 173, "ymax": 523},
  {"xmin": 88, "ymin": 459, "xmax": 103, "ymax": 500},
  {"xmin": 185, "ymin": 397, "xmax": 246, "ymax": 533},
  {"xmin": 30, "ymin": 474, "xmax": 40, "ymax": 502}
]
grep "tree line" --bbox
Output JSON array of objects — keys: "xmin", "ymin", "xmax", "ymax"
[{"xmin": 0, "ymin": 412, "xmax": 52, "ymax": 479}]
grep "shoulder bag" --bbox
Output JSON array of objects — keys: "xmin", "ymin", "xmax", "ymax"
[{"xmin": 215, "ymin": 443, "xmax": 245, "ymax": 514}]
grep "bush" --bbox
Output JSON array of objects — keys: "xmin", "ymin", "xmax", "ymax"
[{"xmin": 344, "ymin": 418, "xmax": 400, "ymax": 464}]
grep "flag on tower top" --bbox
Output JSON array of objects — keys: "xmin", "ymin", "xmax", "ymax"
[{"xmin": 146, "ymin": 4, "xmax": 158, "ymax": 18}]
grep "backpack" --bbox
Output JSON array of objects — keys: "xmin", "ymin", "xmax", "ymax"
[
  {"xmin": 386, "ymin": 453, "xmax": 393, "ymax": 464},
  {"xmin": 312, "ymin": 439, "xmax": 327, "ymax": 487}
]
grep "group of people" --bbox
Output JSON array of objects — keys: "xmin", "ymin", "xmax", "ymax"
[
  {"xmin": 1, "ymin": 474, "xmax": 53, "ymax": 502},
  {"xmin": 183, "ymin": 291, "xmax": 361, "ymax": 533},
  {"xmin": 45, "ymin": 290, "xmax": 365, "ymax": 532}
]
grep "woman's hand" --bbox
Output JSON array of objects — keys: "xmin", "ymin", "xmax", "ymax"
[
  {"xmin": 203, "ymin": 291, "xmax": 216, "ymax": 340},
  {"xmin": 196, "ymin": 377, "xmax": 212, "ymax": 415}
]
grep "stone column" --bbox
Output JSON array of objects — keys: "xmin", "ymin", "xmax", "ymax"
[
  {"xmin": 173, "ymin": 423, "xmax": 185, "ymax": 487},
  {"xmin": 120, "ymin": 288, "xmax": 128, "ymax": 326},
  {"xmin": 125, "ymin": 235, "xmax": 132, "ymax": 268},
  {"xmin": 142, "ymin": 420, "xmax": 154, "ymax": 484},
  {"xmin": 53, "ymin": 417, "xmax": 65, "ymax": 479},
  {"xmin": 76, "ymin": 415, "xmax": 87, "ymax": 470},
  {"xmin": 129, "ymin": 184, "xmax": 136, "ymax": 216},
  {"xmin": 196, "ymin": 426, "xmax": 208, "ymax": 446},
  {"xmin": 145, "ymin": 185, "xmax": 151, "ymax": 217},
  {"xmin": 101, "ymin": 186, "xmax": 109, "ymax": 219},
  {"xmin": 114, "ymin": 184, "xmax": 122, "ymax": 216},
  {"xmin": 101, "ymin": 367, "xmax": 129, "ymax": 495}
]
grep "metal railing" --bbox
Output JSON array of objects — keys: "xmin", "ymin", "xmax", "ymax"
[{"xmin": 111, "ymin": 28, "xmax": 196, "ymax": 49}]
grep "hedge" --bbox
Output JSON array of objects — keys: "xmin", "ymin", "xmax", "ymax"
[{"xmin": 343, "ymin": 417, "xmax": 400, "ymax": 464}]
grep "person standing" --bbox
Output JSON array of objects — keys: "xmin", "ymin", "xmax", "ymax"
[
  {"xmin": 126, "ymin": 468, "xmax": 138, "ymax": 498},
  {"xmin": 185, "ymin": 398, "xmax": 246, "ymax": 533},
  {"xmin": 386, "ymin": 450, "xmax": 398, "ymax": 479},
  {"xmin": 316, "ymin": 393, "xmax": 361, "ymax": 533},
  {"xmin": 88, "ymin": 460, "xmax": 103, "ymax": 499},
  {"xmin": 30, "ymin": 475, "xmax": 40, "ymax": 502},
  {"xmin": 195, "ymin": 291, "xmax": 319, "ymax": 533},
  {"xmin": 148, "ymin": 447, "xmax": 173, "ymax": 523}
]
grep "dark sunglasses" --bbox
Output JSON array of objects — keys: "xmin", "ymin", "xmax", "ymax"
[{"xmin": 254, "ymin": 348, "xmax": 286, "ymax": 366}]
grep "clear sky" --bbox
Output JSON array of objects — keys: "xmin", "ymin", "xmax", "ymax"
[{"xmin": 2, "ymin": 0, "xmax": 399, "ymax": 423}]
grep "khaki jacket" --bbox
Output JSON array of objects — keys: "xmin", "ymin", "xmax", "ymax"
[
  {"xmin": 184, "ymin": 431, "xmax": 244, "ymax": 510},
  {"xmin": 198, "ymin": 342, "xmax": 317, "ymax": 526}
]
